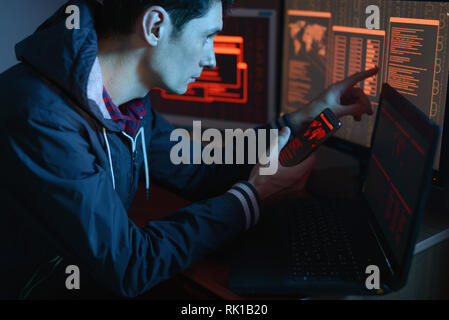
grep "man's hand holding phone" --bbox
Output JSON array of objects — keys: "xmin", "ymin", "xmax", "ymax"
[{"xmin": 248, "ymin": 127, "xmax": 317, "ymax": 206}]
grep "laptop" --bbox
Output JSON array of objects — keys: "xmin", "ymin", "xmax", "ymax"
[{"xmin": 229, "ymin": 83, "xmax": 440, "ymax": 296}]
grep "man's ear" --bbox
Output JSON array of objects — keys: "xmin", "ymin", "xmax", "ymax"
[{"xmin": 139, "ymin": 6, "xmax": 170, "ymax": 47}]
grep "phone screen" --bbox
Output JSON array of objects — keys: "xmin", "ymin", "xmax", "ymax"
[{"xmin": 279, "ymin": 109, "xmax": 342, "ymax": 167}]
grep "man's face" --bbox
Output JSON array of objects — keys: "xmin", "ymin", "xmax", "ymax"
[{"xmin": 151, "ymin": 1, "xmax": 223, "ymax": 94}]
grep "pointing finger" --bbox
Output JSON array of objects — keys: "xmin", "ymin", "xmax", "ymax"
[{"xmin": 335, "ymin": 67, "xmax": 379, "ymax": 94}]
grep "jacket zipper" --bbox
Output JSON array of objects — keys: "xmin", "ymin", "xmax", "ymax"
[
  {"xmin": 127, "ymin": 120, "xmax": 145, "ymax": 192},
  {"xmin": 129, "ymin": 136, "xmax": 137, "ymax": 192},
  {"xmin": 131, "ymin": 148, "xmax": 137, "ymax": 190}
]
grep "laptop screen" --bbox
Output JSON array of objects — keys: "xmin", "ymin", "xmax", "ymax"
[{"xmin": 363, "ymin": 84, "xmax": 438, "ymax": 268}]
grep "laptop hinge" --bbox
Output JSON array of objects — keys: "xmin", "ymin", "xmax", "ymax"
[{"xmin": 368, "ymin": 222, "xmax": 395, "ymax": 277}]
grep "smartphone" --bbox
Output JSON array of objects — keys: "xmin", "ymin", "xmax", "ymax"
[{"xmin": 279, "ymin": 108, "xmax": 342, "ymax": 167}]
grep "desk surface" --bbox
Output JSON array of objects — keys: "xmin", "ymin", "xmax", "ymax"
[{"xmin": 128, "ymin": 146, "xmax": 449, "ymax": 300}]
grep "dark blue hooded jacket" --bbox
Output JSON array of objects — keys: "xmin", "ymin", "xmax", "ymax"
[{"xmin": 0, "ymin": 0, "xmax": 292, "ymax": 299}]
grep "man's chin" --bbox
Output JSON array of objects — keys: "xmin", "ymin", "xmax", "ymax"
[
  {"xmin": 164, "ymin": 85, "xmax": 188, "ymax": 96},
  {"xmin": 177, "ymin": 87, "xmax": 188, "ymax": 95}
]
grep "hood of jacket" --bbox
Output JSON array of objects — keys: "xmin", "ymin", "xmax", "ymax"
[{"xmin": 14, "ymin": 0, "xmax": 122, "ymax": 132}]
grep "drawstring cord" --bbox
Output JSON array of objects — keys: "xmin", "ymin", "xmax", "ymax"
[
  {"xmin": 103, "ymin": 128, "xmax": 116, "ymax": 190},
  {"xmin": 140, "ymin": 128, "xmax": 150, "ymax": 200},
  {"xmin": 103, "ymin": 127, "xmax": 150, "ymax": 199}
]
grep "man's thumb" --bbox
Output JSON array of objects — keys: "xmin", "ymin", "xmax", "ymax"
[
  {"xmin": 263, "ymin": 127, "xmax": 291, "ymax": 164},
  {"xmin": 277, "ymin": 127, "xmax": 291, "ymax": 153}
]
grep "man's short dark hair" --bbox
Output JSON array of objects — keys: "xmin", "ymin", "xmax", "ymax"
[{"xmin": 97, "ymin": 0, "xmax": 235, "ymax": 39}]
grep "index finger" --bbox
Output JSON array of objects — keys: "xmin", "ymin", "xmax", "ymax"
[{"xmin": 335, "ymin": 67, "xmax": 379, "ymax": 93}]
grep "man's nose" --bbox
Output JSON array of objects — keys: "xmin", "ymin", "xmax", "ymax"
[{"xmin": 202, "ymin": 48, "xmax": 217, "ymax": 69}]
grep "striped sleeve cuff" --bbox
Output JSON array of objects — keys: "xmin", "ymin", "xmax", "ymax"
[{"xmin": 227, "ymin": 182, "xmax": 261, "ymax": 231}]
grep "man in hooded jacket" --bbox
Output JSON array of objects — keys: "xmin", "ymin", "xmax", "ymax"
[{"xmin": 0, "ymin": 0, "xmax": 378, "ymax": 299}]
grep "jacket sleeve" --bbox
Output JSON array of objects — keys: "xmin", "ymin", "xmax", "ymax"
[
  {"xmin": 4, "ymin": 106, "xmax": 260, "ymax": 298},
  {"xmin": 146, "ymin": 104, "xmax": 297, "ymax": 201}
]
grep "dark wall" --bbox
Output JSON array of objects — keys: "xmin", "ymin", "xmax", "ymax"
[
  {"xmin": 0, "ymin": 0, "xmax": 68, "ymax": 73},
  {"xmin": 234, "ymin": 0, "xmax": 282, "ymax": 10}
]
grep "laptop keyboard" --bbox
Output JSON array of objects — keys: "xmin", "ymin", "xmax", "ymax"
[{"xmin": 288, "ymin": 199, "xmax": 363, "ymax": 282}]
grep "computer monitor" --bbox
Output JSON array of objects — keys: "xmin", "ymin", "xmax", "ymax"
[
  {"xmin": 150, "ymin": 8, "xmax": 278, "ymax": 129},
  {"xmin": 281, "ymin": 0, "xmax": 449, "ymax": 187}
]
